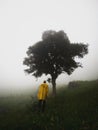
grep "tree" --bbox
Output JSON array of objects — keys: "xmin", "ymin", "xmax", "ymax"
[{"xmin": 23, "ymin": 30, "xmax": 88, "ymax": 96}]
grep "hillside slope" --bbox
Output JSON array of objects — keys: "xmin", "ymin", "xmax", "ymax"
[
  {"xmin": 0, "ymin": 80, "xmax": 98, "ymax": 130},
  {"xmin": 34, "ymin": 80, "xmax": 98, "ymax": 130}
]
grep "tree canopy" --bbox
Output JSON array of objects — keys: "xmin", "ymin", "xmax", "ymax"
[{"xmin": 23, "ymin": 30, "xmax": 88, "ymax": 96}]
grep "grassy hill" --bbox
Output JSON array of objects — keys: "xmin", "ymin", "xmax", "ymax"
[{"xmin": 0, "ymin": 80, "xmax": 98, "ymax": 130}]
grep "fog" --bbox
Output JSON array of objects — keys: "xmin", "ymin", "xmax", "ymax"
[{"xmin": 0, "ymin": 0, "xmax": 98, "ymax": 94}]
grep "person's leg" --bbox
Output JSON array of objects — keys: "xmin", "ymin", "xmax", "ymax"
[
  {"xmin": 42, "ymin": 100, "xmax": 46, "ymax": 112},
  {"xmin": 38, "ymin": 100, "xmax": 42, "ymax": 112}
]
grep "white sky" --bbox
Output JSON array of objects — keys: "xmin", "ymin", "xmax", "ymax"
[{"xmin": 0, "ymin": 0, "xmax": 98, "ymax": 92}]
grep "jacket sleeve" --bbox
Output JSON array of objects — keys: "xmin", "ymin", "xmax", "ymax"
[
  {"xmin": 37, "ymin": 85, "xmax": 41, "ymax": 99},
  {"xmin": 46, "ymin": 85, "xmax": 49, "ymax": 96}
]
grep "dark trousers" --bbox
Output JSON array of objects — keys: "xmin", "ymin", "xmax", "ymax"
[{"xmin": 38, "ymin": 100, "xmax": 46, "ymax": 112}]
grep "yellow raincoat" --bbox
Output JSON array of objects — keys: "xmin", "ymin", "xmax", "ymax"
[{"xmin": 37, "ymin": 83, "xmax": 49, "ymax": 100}]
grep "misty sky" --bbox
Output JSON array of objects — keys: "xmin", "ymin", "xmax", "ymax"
[{"xmin": 0, "ymin": 0, "xmax": 98, "ymax": 91}]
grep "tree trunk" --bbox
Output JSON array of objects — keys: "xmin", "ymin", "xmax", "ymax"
[{"xmin": 52, "ymin": 77, "xmax": 56, "ymax": 97}]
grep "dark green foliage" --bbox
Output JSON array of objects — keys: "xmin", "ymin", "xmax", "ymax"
[
  {"xmin": 0, "ymin": 80, "xmax": 98, "ymax": 130},
  {"xmin": 23, "ymin": 30, "xmax": 88, "ymax": 76},
  {"xmin": 23, "ymin": 30, "xmax": 88, "ymax": 95}
]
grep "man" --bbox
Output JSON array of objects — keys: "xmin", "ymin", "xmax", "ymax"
[{"xmin": 37, "ymin": 80, "xmax": 49, "ymax": 112}]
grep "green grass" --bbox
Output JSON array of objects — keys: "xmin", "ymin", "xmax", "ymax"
[{"xmin": 0, "ymin": 80, "xmax": 98, "ymax": 130}]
